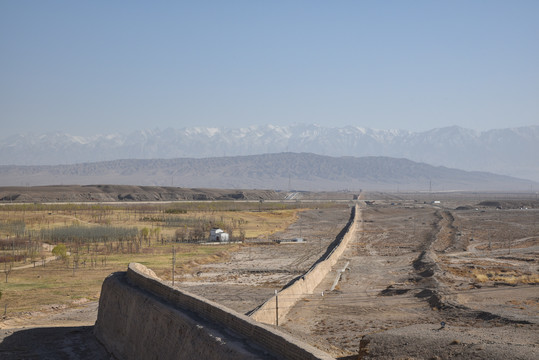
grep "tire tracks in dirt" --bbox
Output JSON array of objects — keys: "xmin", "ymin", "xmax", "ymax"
[{"xmin": 411, "ymin": 208, "xmax": 536, "ymax": 326}]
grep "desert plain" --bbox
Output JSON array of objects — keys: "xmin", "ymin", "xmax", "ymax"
[{"xmin": 0, "ymin": 190, "xmax": 537, "ymax": 359}]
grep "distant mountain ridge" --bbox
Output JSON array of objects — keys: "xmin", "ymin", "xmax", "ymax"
[
  {"xmin": 1, "ymin": 124, "xmax": 538, "ymax": 181},
  {"xmin": 0, "ymin": 153, "xmax": 535, "ymax": 191}
]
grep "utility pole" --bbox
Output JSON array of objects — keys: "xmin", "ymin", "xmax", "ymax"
[
  {"xmin": 172, "ymin": 245, "xmax": 176, "ymax": 286},
  {"xmin": 275, "ymin": 290, "xmax": 279, "ymax": 326}
]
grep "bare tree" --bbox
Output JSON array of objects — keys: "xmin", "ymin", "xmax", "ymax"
[
  {"xmin": 191, "ymin": 224, "xmax": 205, "ymax": 243},
  {"xmin": 151, "ymin": 227, "xmax": 161, "ymax": 246},
  {"xmin": 4, "ymin": 263, "xmax": 12, "ymax": 283},
  {"xmin": 239, "ymin": 228, "xmax": 246, "ymax": 241},
  {"xmin": 141, "ymin": 227, "xmax": 150, "ymax": 246},
  {"xmin": 175, "ymin": 226, "xmax": 188, "ymax": 243}
]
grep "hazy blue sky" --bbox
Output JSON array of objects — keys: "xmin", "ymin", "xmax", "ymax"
[{"xmin": 1, "ymin": 1, "xmax": 538, "ymax": 136}]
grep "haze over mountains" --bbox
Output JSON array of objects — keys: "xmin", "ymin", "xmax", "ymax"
[
  {"xmin": 0, "ymin": 152, "xmax": 535, "ymax": 192},
  {"xmin": 0, "ymin": 125, "xmax": 537, "ymax": 191},
  {"xmin": 1, "ymin": 125, "xmax": 538, "ymax": 183}
]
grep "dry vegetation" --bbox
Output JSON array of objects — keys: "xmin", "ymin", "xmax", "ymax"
[
  {"xmin": 1, "ymin": 191, "xmax": 538, "ymax": 359},
  {"xmin": 0, "ymin": 201, "xmax": 342, "ymax": 315}
]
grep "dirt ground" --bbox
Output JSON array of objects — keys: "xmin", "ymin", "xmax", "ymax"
[
  {"xmin": 0, "ymin": 301, "xmax": 110, "ymax": 359},
  {"xmin": 181, "ymin": 195, "xmax": 538, "ymax": 359},
  {"xmin": 281, "ymin": 198, "xmax": 537, "ymax": 359},
  {"xmin": 0, "ymin": 194, "xmax": 537, "ymax": 359},
  {"xmin": 178, "ymin": 206, "xmax": 353, "ymax": 314}
]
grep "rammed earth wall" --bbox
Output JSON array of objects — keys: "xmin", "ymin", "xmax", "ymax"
[
  {"xmin": 248, "ymin": 205, "xmax": 358, "ymax": 325},
  {"xmin": 94, "ymin": 263, "xmax": 335, "ymax": 360}
]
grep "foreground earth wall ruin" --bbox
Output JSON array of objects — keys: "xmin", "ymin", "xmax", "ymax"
[
  {"xmin": 94, "ymin": 263, "xmax": 335, "ymax": 360},
  {"xmin": 94, "ymin": 205, "xmax": 359, "ymax": 359}
]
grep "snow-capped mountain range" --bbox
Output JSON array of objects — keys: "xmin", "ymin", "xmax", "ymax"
[{"xmin": 1, "ymin": 124, "xmax": 538, "ymax": 182}]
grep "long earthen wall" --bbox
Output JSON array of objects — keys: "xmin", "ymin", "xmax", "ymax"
[
  {"xmin": 94, "ymin": 205, "xmax": 359, "ymax": 359},
  {"xmin": 249, "ymin": 204, "xmax": 359, "ymax": 325}
]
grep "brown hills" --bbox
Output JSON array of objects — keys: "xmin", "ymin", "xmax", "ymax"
[
  {"xmin": 0, "ymin": 185, "xmax": 285, "ymax": 203},
  {"xmin": 0, "ymin": 153, "xmax": 536, "ymax": 191}
]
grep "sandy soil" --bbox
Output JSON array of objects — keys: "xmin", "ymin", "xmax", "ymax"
[{"xmin": 1, "ymin": 195, "xmax": 537, "ymax": 359}]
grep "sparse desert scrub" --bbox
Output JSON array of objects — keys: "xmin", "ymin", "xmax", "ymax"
[
  {"xmin": 0, "ymin": 241, "xmax": 239, "ymax": 314},
  {"xmin": 0, "ymin": 201, "xmax": 345, "ymax": 315},
  {"xmin": 472, "ymin": 270, "xmax": 539, "ymax": 284},
  {"xmin": 442, "ymin": 261, "xmax": 538, "ymax": 285}
]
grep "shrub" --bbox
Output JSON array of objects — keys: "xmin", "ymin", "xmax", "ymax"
[{"xmin": 52, "ymin": 244, "xmax": 67, "ymax": 259}]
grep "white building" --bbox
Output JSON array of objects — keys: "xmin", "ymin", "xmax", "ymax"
[{"xmin": 209, "ymin": 228, "xmax": 229, "ymax": 242}]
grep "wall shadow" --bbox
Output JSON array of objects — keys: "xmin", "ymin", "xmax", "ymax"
[{"xmin": 0, "ymin": 325, "xmax": 110, "ymax": 360}]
